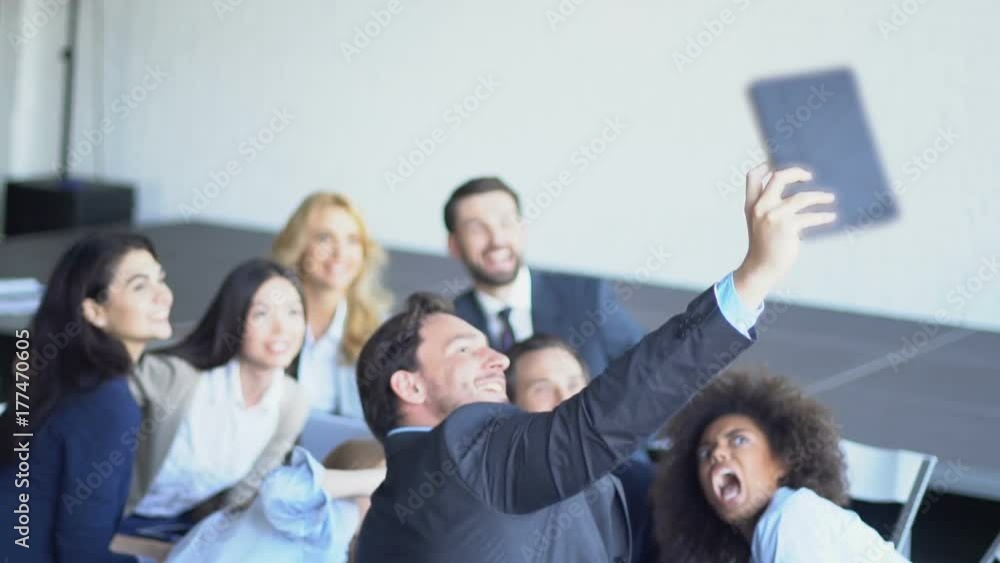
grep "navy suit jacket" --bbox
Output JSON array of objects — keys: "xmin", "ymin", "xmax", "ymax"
[
  {"xmin": 356, "ymin": 287, "xmax": 754, "ymax": 563},
  {"xmin": 0, "ymin": 376, "xmax": 140, "ymax": 563},
  {"xmin": 452, "ymin": 268, "xmax": 645, "ymax": 375}
]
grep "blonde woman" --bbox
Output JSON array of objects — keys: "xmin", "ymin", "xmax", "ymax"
[{"xmin": 273, "ymin": 193, "xmax": 392, "ymax": 417}]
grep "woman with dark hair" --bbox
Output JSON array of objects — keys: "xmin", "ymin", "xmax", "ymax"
[
  {"xmin": 652, "ymin": 369, "xmax": 909, "ymax": 562},
  {"xmin": 124, "ymin": 259, "xmax": 382, "ymax": 537},
  {"xmin": 0, "ymin": 232, "xmax": 173, "ymax": 562}
]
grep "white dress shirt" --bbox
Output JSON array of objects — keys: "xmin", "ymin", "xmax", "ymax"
[
  {"xmin": 297, "ymin": 302, "xmax": 364, "ymax": 418},
  {"xmin": 134, "ymin": 359, "xmax": 285, "ymax": 518},
  {"xmin": 474, "ymin": 266, "xmax": 534, "ymax": 344},
  {"xmin": 752, "ymin": 487, "xmax": 910, "ymax": 563}
]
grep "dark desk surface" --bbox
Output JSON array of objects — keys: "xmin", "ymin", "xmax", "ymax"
[
  {"xmin": 1, "ymin": 221, "xmax": 998, "ymax": 502},
  {"xmin": 0, "ymin": 222, "xmax": 276, "ymax": 335}
]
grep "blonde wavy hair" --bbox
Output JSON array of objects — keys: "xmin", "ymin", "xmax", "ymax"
[{"xmin": 273, "ymin": 193, "xmax": 392, "ymax": 364}]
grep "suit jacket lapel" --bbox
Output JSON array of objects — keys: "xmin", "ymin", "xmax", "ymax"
[{"xmin": 455, "ymin": 291, "xmax": 495, "ymax": 347}]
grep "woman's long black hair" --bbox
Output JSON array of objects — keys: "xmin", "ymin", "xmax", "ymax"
[
  {"xmin": 162, "ymin": 258, "xmax": 305, "ymax": 371},
  {"xmin": 0, "ymin": 232, "xmax": 157, "ymax": 465}
]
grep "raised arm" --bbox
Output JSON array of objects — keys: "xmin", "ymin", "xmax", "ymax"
[{"xmin": 450, "ymin": 165, "xmax": 836, "ymax": 513}]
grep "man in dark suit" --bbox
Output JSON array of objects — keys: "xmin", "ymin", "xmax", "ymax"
[
  {"xmin": 444, "ymin": 176, "xmax": 645, "ymax": 376},
  {"xmin": 354, "ymin": 166, "xmax": 835, "ymax": 563},
  {"xmin": 503, "ymin": 333, "xmax": 658, "ymax": 563}
]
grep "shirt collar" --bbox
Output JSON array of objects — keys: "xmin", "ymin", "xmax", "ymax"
[
  {"xmin": 225, "ymin": 358, "xmax": 284, "ymax": 410},
  {"xmin": 305, "ymin": 301, "xmax": 349, "ymax": 346},
  {"xmin": 474, "ymin": 266, "xmax": 532, "ymax": 317},
  {"xmin": 386, "ymin": 426, "xmax": 433, "ymax": 437}
]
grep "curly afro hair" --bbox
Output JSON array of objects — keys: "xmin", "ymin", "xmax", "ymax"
[{"xmin": 652, "ymin": 367, "xmax": 848, "ymax": 562}]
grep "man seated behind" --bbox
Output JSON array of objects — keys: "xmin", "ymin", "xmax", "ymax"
[
  {"xmin": 444, "ymin": 176, "xmax": 645, "ymax": 376},
  {"xmin": 505, "ymin": 334, "xmax": 658, "ymax": 563}
]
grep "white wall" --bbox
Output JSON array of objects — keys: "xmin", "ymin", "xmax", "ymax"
[
  {"xmin": 1, "ymin": 0, "xmax": 24, "ymax": 232},
  {"xmin": 9, "ymin": 0, "xmax": 1000, "ymax": 332},
  {"xmin": 6, "ymin": 0, "xmax": 68, "ymax": 176}
]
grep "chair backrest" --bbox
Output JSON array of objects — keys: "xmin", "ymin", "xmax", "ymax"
[
  {"xmin": 840, "ymin": 438, "xmax": 937, "ymax": 551},
  {"xmin": 980, "ymin": 530, "xmax": 1000, "ymax": 563}
]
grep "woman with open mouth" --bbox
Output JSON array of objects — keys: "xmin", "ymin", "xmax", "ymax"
[{"xmin": 651, "ymin": 369, "xmax": 910, "ymax": 562}]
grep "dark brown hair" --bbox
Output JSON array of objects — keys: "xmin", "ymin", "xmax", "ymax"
[
  {"xmin": 652, "ymin": 368, "xmax": 848, "ymax": 562},
  {"xmin": 356, "ymin": 292, "xmax": 454, "ymax": 441},
  {"xmin": 162, "ymin": 258, "xmax": 304, "ymax": 371},
  {"xmin": 443, "ymin": 177, "xmax": 521, "ymax": 233}
]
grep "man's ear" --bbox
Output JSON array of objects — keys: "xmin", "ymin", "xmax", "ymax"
[
  {"xmin": 389, "ymin": 369, "xmax": 426, "ymax": 406},
  {"xmin": 81, "ymin": 297, "xmax": 108, "ymax": 329}
]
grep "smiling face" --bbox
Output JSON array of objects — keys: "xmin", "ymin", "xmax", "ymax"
[
  {"xmin": 240, "ymin": 276, "xmax": 306, "ymax": 371},
  {"xmin": 392, "ymin": 312, "xmax": 511, "ymax": 424},
  {"xmin": 697, "ymin": 414, "xmax": 788, "ymax": 527},
  {"xmin": 83, "ymin": 249, "xmax": 174, "ymax": 359},
  {"xmin": 511, "ymin": 347, "xmax": 588, "ymax": 413},
  {"xmin": 299, "ymin": 205, "xmax": 365, "ymax": 293},
  {"xmin": 448, "ymin": 191, "xmax": 523, "ymax": 287}
]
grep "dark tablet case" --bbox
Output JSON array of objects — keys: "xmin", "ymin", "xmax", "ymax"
[{"xmin": 749, "ymin": 68, "xmax": 898, "ymax": 236}]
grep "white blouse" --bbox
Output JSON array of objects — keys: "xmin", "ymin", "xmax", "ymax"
[
  {"xmin": 752, "ymin": 487, "xmax": 911, "ymax": 563},
  {"xmin": 297, "ymin": 303, "xmax": 364, "ymax": 418},
  {"xmin": 133, "ymin": 359, "xmax": 284, "ymax": 517}
]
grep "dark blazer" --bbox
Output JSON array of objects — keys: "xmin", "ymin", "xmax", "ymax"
[
  {"xmin": 0, "ymin": 376, "xmax": 140, "ymax": 563},
  {"xmin": 356, "ymin": 287, "xmax": 754, "ymax": 563},
  {"xmin": 452, "ymin": 268, "xmax": 645, "ymax": 376}
]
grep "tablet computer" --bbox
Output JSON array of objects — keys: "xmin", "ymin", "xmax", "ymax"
[{"xmin": 749, "ymin": 68, "xmax": 898, "ymax": 236}]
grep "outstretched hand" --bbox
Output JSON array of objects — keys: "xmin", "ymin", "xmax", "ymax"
[{"xmin": 733, "ymin": 164, "xmax": 836, "ymax": 309}]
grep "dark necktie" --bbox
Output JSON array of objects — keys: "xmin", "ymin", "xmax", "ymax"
[{"xmin": 497, "ymin": 307, "xmax": 516, "ymax": 351}]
